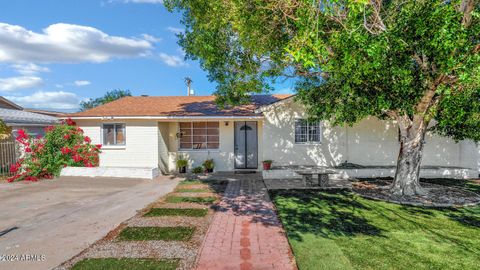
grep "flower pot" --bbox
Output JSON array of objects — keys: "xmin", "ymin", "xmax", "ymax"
[
  {"xmin": 263, "ymin": 162, "xmax": 272, "ymax": 170},
  {"xmin": 178, "ymin": 166, "xmax": 186, "ymax": 173}
]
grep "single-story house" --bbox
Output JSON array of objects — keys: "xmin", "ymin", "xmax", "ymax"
[
  {"xmin": 65, "ymin": 95, "xmax": 479, "ymax": 179},
  {"xmin": 0, "ymin": 97, "xmax": 59, "ymax": 138}
]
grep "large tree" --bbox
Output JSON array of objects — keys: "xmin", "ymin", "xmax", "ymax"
[
  {"xmin": 80, "ymin": 89, "xmax": 132, "ymax": 111},
  {"xmin": 165, "ymin": 0, "xmax": 480, "ymax": 196}
]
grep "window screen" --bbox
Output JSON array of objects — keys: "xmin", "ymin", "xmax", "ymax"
[
  {"xmin": 102, "ymin": 123, "xmax": 125, "ymax": 145},
  {"xmin": 179, "ymin": 122, "xmax": 219, "ymax": 150},
  {"xmin": 295, "ymin": 120, "xmax": 321, "ymax": 143}
]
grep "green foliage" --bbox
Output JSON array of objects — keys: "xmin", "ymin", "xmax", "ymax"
[
  {"xmin": 176, "ymin": 155, "xmax": 188, "ymax": 168},
  {"xmin": 71, "ymin": 258, "xmax": 179, "ymax": 270},
  {"xmin": 165, "ymin": 0, "xmax": 480, "ymax": 141},
  {"xmin": 144, "ymin": 208, "xmax": 208, "ymax": 217},
  {"xmin": 165, "ymin": 196, "xmax": 217, "ymax": 204},
  {"xmin": 79, "ymin": 89, "xmax": 131, "ymax": 111},
  {"xmin": 202, "ymin": 159, "xmax": 214, "ymax": 170},
  {"xmin": 191, "ymin": 166, "xmax": 204, "ymax": 173},
  {"xmin": 0, "ymin": 120, "xmax": 12, "ymax": 140},
  {"xmin": 9, "ymin": 119, "xmax": 101, "ymax": 182}
]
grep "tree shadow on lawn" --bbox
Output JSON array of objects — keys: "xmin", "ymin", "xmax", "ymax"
[{"xmin": 270, "ymin": 190, "xmax": 384, "ymax": 241}]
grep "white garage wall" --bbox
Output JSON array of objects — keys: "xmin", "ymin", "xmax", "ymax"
[
  {"xmin": 262, "ymin": 99, "xmax": 478, "ymax": 169},
  {"xmin": 76, "ymin": 120, "xmax": 159, "ymax": 168}
]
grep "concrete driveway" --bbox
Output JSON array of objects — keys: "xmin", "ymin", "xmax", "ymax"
[{"xmin": 0, "ymin": 176, "xmax": 179, "ymax": 270}]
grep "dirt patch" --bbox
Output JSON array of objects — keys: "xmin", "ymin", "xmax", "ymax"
[{"xmin": 353, "ymin": 179, "xmax": 480, "ymax": 207}]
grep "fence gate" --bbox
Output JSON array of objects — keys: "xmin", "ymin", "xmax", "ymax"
[{"xmin": 0, "ymin": 139, "xmax": 18, "ymax": 179}]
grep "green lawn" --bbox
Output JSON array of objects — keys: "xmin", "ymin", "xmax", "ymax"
[
  {"xmin": 117, "ymin": 226, "xmax": 195, "ymax": 241},
  {"xmin": 165, "ymin": 196, "xmax": 216, "ymax": 204},
  {"xmin": 144, "ymin": 208, "xmax": 208, "ymax": 217},
  {"xmin": 71, "ymin": 258, "xmax": 178, "ymax": 270},
  {"xmin": 271, "ymin": 189, "xmax": 480, "ymax": 270}
]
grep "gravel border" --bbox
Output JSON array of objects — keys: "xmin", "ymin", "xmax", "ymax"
[{"xmin": 353, "ymin": 180, "xmax": 480, "ymax": 207}]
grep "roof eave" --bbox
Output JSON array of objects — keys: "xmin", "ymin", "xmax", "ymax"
[
  {"xmin": 254, "ymin": 94, "xmax": 296, "ymax": 113},
  {"xmin": 64, "ymin": 115, "xmax": 265, "ymax": 120}
]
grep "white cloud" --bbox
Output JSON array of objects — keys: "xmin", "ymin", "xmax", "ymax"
[
  {"xmin": 167, "ymin": 27, "xmax": 183, "ymax": 34},
  {"xmin": 12, "ymin": 63, "xmax": 50, "ymax": 75},
  {"xmin": 0, "ymin": 22, "xmax": 153, "ymax": 64},
  {"xmin": 74, "ymin": 80, "xmax": 91, "ymax": 86},
  {"xmin": 6, "ymin": 91, "xmax": 81, "ymax": 109},
  {"xmin": 0, "ymin": 76, "xmax": 43, "ymax": 91},
  {"xmin": 55, "ymin": 84, "xmax": 63, "ymax": 88},
  {"xmin": 159, "ymin": 53, "xmax": 187, "ymax": 67},
  {"xmin": 141, "ymin": 34, "xmax": 162, "ymax": 43}
]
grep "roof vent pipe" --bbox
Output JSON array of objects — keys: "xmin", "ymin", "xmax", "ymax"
[{"xmin": 184, "ymin": 77, "xmax": 193, "ymax": 96}]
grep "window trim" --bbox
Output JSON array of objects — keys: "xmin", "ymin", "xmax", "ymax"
[
  {"xmin": 294, "ymin": 119, "xmax": 322, "ymax": 144},
  {"xmin": 178, "ymin": 122, "xmax": 220, "ymax": 150},
  {"xmin": 101, "ymin": 123, "xmax": 126, "ymax": 146}
]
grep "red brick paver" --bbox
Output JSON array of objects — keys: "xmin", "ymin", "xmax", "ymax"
[{"xmin": 196, "ymin": 176, "xmax": 297, "ymax": 270}]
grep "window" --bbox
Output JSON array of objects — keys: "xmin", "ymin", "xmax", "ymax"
[
  {"xmin": 179, "ymin": 122, "xmax": 219, "ymax": 150},
  {"xmin": 102, "ymin": 123, "xmax": 126, "ymax": 146},
  {"xmin": 295, "ymin": 119, "xmax": 321, "ymax": 143}
]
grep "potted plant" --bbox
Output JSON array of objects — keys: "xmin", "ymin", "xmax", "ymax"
[
  {"xmin": 203, "ymin": 159, "xmax": 214, "ymax": 173},
  {"xmin": 176, "ymin": 155, "xmax": 188, "ymax": 173},
  {"xmin": 262, "ymin": 160, "xmax": 273, "ymax": 170}
]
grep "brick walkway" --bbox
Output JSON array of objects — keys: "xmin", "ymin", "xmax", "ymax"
[{"xmin": 196, "ymin": 175, "xmax": 296, "ymax": 270}]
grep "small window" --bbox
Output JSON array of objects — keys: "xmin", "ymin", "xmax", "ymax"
[
  {"xmin": 103, "ymin": 123, "xmax": 125, "ymax": 145},
  {"xmin": 295, "ymin": 119, "xmax": 321, "ymax": 143},
  {"xmin": 179, "ymin": 122, "xmax": 219, "ymax": 150}
]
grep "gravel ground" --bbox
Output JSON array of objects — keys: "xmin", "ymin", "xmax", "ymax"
[
  {"xmin": 353, "ymin": 179, "xmax": 480, "ymax": 207},
  {"xmin": 170, "ymin": 192, "xmax": 218, "ymax": 197},
  {"xmin": 56, "ymin": 180, "xmax": 228, "ymax": 270}
]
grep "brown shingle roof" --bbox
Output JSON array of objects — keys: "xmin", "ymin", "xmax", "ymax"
[{"xmin": 69, "ymin": 95, "xmax": 293, "ymax": 117}]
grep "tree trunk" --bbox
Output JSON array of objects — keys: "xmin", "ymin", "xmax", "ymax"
[{"xmin": 391, "ymin": 124, "xmax": 428, "ymax": 196}]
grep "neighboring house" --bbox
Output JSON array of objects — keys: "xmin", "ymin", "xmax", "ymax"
[
  {"xmin": 67, "ymin": 95, "xmax": 479, "ymax": 179},
  {"xmin": 0, "ymin": 97, "xmax": 59, "ymax": 137}
]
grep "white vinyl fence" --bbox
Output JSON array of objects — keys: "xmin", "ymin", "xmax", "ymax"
[{"xmin": 0, "ymin": 139, "xmax": 18, "ymax": 179}]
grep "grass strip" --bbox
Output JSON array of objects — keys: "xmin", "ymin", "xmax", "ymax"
[
  {"xmin": 178, "ymin": 179, "xmax": 203, "ymax": 185},
  {"xmin": 117, "ymin": 226, "xmax": 194, "ymax": 241},
  {"xmin": 165, "ymin": 196, "xmax": 216, "ymax": 204},
  {"xmin": 175, "ymin": 188, "xmax": 210, "ymax": 193},
  {"xmin": 144, "ymin": 208, "xmax": 208, "ymax": 217},
  {"xmin": 71, "ymin": 258, "xmax": 179, "ymax": 270}
]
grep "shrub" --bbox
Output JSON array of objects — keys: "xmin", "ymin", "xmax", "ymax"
[
  {"xmin": 191, "ymin": 166, "xmax": 203, "ymax": 174},
  {"xmin": 7, "ymin": 118, "xmax": 101, "ymax": 182}
]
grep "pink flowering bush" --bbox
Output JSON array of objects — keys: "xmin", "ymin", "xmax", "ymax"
[{"xmin": 8, "ymin": 118, "xmax": 101, "ymax": 182}]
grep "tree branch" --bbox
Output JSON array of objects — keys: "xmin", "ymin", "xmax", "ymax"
[{"xmin": 459, "ymin": 0, "xmax": 475, "ymax": 27}]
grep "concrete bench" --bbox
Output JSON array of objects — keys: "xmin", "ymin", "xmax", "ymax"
[{"xmin": 295, "ymin": 170, "xmax": 336, "ymax": 187}]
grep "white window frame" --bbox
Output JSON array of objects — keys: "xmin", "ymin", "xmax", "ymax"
[
  {"xmin": 101, "ymin": 123, "xmax": 126, "ymax": 146},
  {"xmin": 294, "ymin": 119, "xmax": 322, "ymax": 144},
  {"xmin": 178, "ymin": 122, "xmax": 220, "ymax": 150}
]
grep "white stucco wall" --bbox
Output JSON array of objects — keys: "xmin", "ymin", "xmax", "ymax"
[
  {"xmin": 163, "ymin": 119, "xmax": 263, "ymax": 172},
  {"xmin": 261, "ymin": 99, "xmax": 478, "ymax": 170},
  {"xmin": 76, "ymin": 120, "xmax": 159, "ymax": 168}
]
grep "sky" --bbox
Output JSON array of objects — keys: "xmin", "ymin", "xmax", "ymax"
[{"xmin": 0, "ymin": 0, "xmax": 295, "ymax": 112}]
